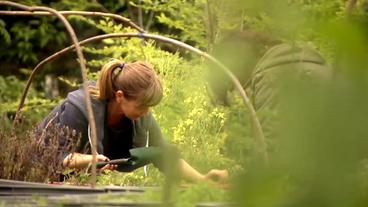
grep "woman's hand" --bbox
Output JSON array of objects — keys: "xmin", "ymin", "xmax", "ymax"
[
  {"xmin": 99, "ymin": 164, "xmax": 118, "ymax": 172},
  {"xmin": 97, "ymin": 155, "xmax": 118, "ymax": 172},
  {"xmin": 63, "ymin": 153, "xmax": 117, "ymax": 171},
  {"xmin": 178, "ymin": 159, "xmax": 229, "ymax": 184},
  {"xmin": 204, "ymin": 169, "xmax": 229, "ymax": 183}
]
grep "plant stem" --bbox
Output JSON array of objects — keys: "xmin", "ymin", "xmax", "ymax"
[
  {"xmin": 137, "ymin": 0, "xmax": 144, "ymax": 28},
  {"xmin": 145, "ymin": 0, "xmax": 158, "ymax": 32},
  {"xmin": 206, "ymin": 0, "xmax": 215, "ymax": 50}
]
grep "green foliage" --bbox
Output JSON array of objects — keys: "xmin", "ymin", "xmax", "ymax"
[
  {"xmin": 0, "ymin": 75, "xmax": 58, "ymax": 124},
  {"xmin": 220, "ymin": 91, "xmax": 253, "ymax": 171},
  {"xmin": 49, "ymin": 0, "xmax": 104, "ymax": 11},
  {"xmin": 174, "ymin": 183, "xmax": 229, "ymax": 207},
  {"xmin": 0, "ymin": 76, "xmax": 28, "ymax": 102},
  {"xmin": 0, "ymin": 0, "xmax": 209, "ymax": 74},
  {"xmin": 11, "ymin": 0, "xmax": 42, "ymax": 5},
  {"xmin": 0, "ymin": 19, "xmax": 10, "ymax": 45},
  {"xmin": 96, "ymin": 182, "xmax": 228, "ymax": 207},
  {"xmin": 98, "ymin": 168, "xmax": 164, "ymax": 186},
  {"xmin": 155, "ymin": 1, "xmax": 207, "ymax": 47},
  {"xmin": 1, "ymin": 17, "xmax": 67, "ymax": 64},
  {"xmin": 142, "ymin": 183, "xmax": 229, "ymax": 207},
  {"xmin": 227, "ymin": 1, "xmax": 368, "ymax": 207},
  {"xmin": 137, "ymin": 0, "xmax": 208, "ymax": 47},
  {"xmin": 206, "ymin": 0, "xmax": 362, "ymax": 63}
]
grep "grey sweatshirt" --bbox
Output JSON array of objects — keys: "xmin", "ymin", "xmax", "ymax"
[{"xmin": 38, "ymin": 83, "xmax": 166, "ymax": 160}]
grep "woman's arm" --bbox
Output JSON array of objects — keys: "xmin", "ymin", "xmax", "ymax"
[
  {"xmin": 62, "ymin": 153, "xmax": 115, "ymax": 170},
  {"xmin": 178, "ymin": 159, "xmax": 205, "ymax": 182},
  {"xmin": 178, "ymin": 159, "xmax": 229, "ymax": 183},
  {"xmin": 147, "ymin": 114, "xmax": 228, "ymax": 183}
]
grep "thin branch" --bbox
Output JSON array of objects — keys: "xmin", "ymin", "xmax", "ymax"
[
  {"xmin": 0, "ymin": 0, "xmax": 98, "ymax": 187},
  {"xmin": 18, "ymin": 32, "xmax": 269, "ymax": 164},
  {"xmin": 240, "ymin": 9, "xmax": 245, "ymax": 31},
  {"xmin": 127, "ymin": 1, "xmax": 136, "ymax": 26},
  {"xmin": 137, "ymin": 0, "xmax": 143, "ymax": 28},
  {"xmin": 0, "ymin": 10, "xmax": 145, "ymax": 33},
  {"xmin": 206, "ymin": 0, "xmax": 215, "ymax": 48},
  {"xmin": 145, "ymin": 0, "xmax": 158, "ymax": 32}
]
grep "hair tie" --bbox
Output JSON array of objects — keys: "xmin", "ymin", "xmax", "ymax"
[{"xmin": 119, "ymin": 63, "xmax": 125, "ymax": 70}]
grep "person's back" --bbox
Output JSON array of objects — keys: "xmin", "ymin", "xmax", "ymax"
[{"xmin": 247, "ymin": 43, "xmax": 332, "ymax": 145}]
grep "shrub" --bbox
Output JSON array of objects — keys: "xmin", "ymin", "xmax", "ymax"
[{"xmin": 0, "ymin": 123, "xmax": 80, "ymax": 182}]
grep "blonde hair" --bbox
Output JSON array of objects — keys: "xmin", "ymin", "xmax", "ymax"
[{"xmin": 92, "ymin": 59, "xmax": 163, "ymax": 107}]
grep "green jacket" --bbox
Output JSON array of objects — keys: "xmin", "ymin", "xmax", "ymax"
[{"xmin": 248, "ymin": 43, "xmax": 332, "ymax": 137}]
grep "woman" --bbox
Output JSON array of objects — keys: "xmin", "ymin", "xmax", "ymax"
[{"xmin": 39, "ymin": 59, "xmax": 228, "ymax": 183}]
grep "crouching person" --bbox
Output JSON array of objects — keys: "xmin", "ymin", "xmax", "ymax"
[{"xmin": 37, "ymin": 59, "xmax": 228, "ymax": 183}]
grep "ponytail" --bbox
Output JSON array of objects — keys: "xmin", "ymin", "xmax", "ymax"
[{"xmin": 96, "ymin": 59, "xmax": 123, "ymax": 100}]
